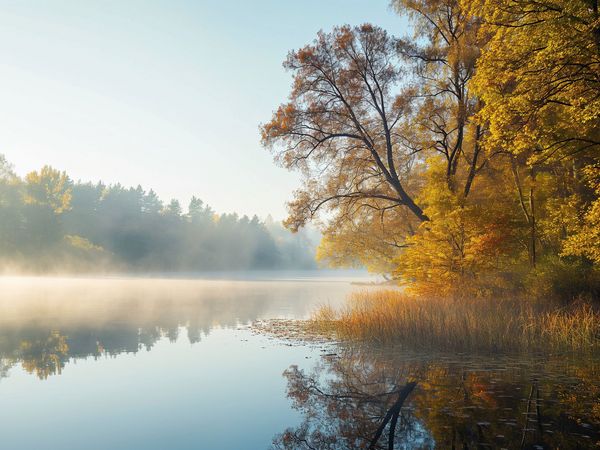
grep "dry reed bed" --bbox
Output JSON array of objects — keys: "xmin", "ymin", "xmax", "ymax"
[{"xmin": 311, "ymin": 290, "xmax": 600, "ymax": 353}]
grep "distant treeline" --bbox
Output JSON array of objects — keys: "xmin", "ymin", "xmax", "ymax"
[{"xmin": 0, "ymin": 155, "xmax": 318, "ymax": 272}]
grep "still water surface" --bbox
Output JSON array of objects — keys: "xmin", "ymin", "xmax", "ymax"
[{"xmin": 0, "ymin": 273, "xmax": 597, "ymax": 449}]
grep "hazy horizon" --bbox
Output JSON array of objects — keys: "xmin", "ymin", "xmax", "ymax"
[{"xmin": 0, "ymin": 0, "xmax": 406, "ymax": 220}]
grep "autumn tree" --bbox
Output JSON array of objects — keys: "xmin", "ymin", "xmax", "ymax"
[
  {"xmin": 262, "ymin": 25, "xmax": 429, "ymax": 232},
  {"xmin": 464, "ymin": 0, "xmax": 600, "ymax": 269},
  {"xmin": 393, "ymin": 0, "xmax": 489, "ymax": 197},
  {"xmin": 261, "ymin": 7, "xmax": 498, "ymax": 278},
  {"xmin": 24, "ymin": 165, "xmax": 72, "ymax": 214},
  {"xmin": 385, "ymin": 0, "xmax": 519, "ymax": 290},
  {"xmin": 562, "ymin": 165, "xmax": 600, "ymax": 264},
  {"xmin": 464, "ymin": 0, "xmax": 600, "ymax": 160}
]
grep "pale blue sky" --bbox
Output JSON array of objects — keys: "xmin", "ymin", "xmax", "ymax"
[{"xmin": 0, "ymin": 0, "xmax": 407, "ymax": 219}]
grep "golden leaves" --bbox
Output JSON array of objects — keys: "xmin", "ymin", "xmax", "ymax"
[
  {"xmin": 24, "ymin": 165, "xmax": 72, "ymax": 214},
  {"xmin": 263, "ymin": 1, "xmax": 600, "ymax": 296}
]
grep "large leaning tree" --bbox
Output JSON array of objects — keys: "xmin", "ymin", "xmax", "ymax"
[{"xmin": 261, "ymin": 24, "xmax": 429, "ymax": 249}]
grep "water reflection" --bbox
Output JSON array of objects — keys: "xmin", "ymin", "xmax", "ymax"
[
  {"xmin": 0, "ymin": 276, "xmax": 352, "ymax": 379},
  {"xmin": 273, "ymin": 346, "xmax": 600, "ymax": 449},
  {"xmin": 1, "ymin": 276, "xmax": 598, "ymax": 449}
]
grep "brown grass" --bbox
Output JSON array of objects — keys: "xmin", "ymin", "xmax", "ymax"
[{"xmin": 311, "ymin": 290, "xmax": 600, "ymax": 353}]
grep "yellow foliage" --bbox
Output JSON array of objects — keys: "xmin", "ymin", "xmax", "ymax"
[
  {"xmin": 393, "ymin": 158, "xmax": 518, "ymax": 296},
  {"xmin": 24, "ymin": 165, "xmax": 72, "ymax": 214},
  {"xmin": 64, "ymin": 235, "xmax": 104, "ymax": 252},
  {"xmin": 562, "ymin": 166, "xmax": 600, "ymax": 264},
  {"xmin": 464, "ymin": 0, "xmax": 600, "ymax": 160},
  {"xmin": 264, "ymin": 1, "xmax": 600, "ymax": 300}
]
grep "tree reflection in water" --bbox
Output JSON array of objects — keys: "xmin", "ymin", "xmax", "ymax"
[
  {"xmin": 273, "ymin": 346, "xmax": 600, "ymax": 449},
  {"xmin": 18, "ymin": 331, "xmax": 69, "ymax": 379},
  {"xmin": 273, "ymin": 349, "xmax": 432, "ymax": 449},
  {"xmin": 0, "ymin": 276, "xmax": 351, "ymax": 380}
]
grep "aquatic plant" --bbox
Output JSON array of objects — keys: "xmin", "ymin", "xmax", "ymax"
[{"xmin": 311, "ymin": 290, "xmax": 600, "ymax": 352}]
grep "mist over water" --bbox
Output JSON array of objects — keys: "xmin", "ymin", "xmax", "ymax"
[
  {"xmin": 0, "ymin": 272, "xmax": 360, "ymax": 332},
  {"xmin": 0, "ymin": 272, "xmax": 364, "ymax": 450},
  {"xmin": 0, "ymin": 273, "xmax": 597, "ymax": 449}
]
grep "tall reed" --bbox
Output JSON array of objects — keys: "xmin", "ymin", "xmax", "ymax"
[{"xmin": 311, "ymin": 290, "xmax": 600, "ymax": 352}]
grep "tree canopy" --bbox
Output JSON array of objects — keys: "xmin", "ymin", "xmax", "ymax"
[
  {"xmin": 263, "ymin": 0, "xmax": 600, "ymax": 298},
  {"xmin": 0, "ymin": 156, "xmax": 318, "ymax": 273}
]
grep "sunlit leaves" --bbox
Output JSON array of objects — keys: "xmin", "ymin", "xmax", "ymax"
[
  {"xmin": 261, "ymin": 23, "xmax": 427, "ymax": 240},
  {"xmin": 24, "ymin": 166, "xmax": 72, "ymax": 214}
]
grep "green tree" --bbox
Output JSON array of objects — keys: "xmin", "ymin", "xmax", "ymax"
[{"xmin": 24, "ymin": 166, "xmax": 72, "ymax": 214}]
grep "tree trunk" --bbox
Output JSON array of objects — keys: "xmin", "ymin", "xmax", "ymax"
[
  {"xmin": 529, "ymin": 167, "xmax": 537, "ymax": 268},
  {"xmin": 463, "ymin": 124, "xmax": 482, "ymax": 198},
  {"xmin": 510, "ymin": 157, "xmax": 537, "ymax": 267}
]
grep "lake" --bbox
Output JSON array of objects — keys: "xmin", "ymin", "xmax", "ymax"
[{"xmin": 0, "ymin": 273, "xmax": 597, "ymax": 449}]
